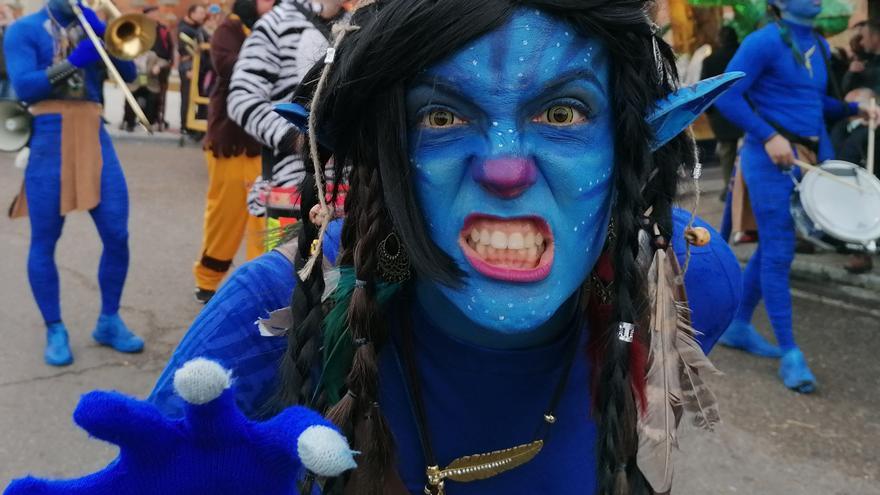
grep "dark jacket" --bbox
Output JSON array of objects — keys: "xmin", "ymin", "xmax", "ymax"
[
  {"xmin": 843, "ymin": 53, "xmax": 880, "ymax": 95},
  {"xmin": 701, "ymin": 46, "xmax": 744, "ymax": 142},
  {"xmin": 205, "ymin": 16, "xmax": 262, "ymax": 158}
]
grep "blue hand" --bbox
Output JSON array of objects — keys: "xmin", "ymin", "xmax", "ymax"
[
  {"xmin": 67, "ymin": 38, "xmax": 101, "ymax": 68},
  {"xmin": 5, "ymin": 359, "xmax": 356, "ymax": 495},
  {"xmin": 79, "ymin": 5, "xmax": 106, "ymax": 37}
]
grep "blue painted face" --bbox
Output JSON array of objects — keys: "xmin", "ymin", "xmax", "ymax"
[
  {"xmin": 406, "ymin": 9, "xmax": 613, "ymax": 334},
  {"xmin": 778, "ymin": 0, "xmax": 822, "ymax": 21}
]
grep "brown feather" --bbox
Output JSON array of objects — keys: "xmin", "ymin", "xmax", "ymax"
[{"xmin": 637, "ymin": 248, "xmax": 679, "ymax": 493}]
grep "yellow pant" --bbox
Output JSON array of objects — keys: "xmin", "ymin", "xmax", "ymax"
[{"xmin": 193, "ymin": 151, "xmax": 264, "ymax": 291}]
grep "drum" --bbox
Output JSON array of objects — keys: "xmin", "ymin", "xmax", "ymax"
[{"xmin": 791, "ymin": 160, "xmax": 880, "ymax": 253}]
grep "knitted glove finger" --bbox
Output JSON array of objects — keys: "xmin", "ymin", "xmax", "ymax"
[
  {"xmin": 67, "ymin": 39, "xmax": 101, "ymax": 68},
  {"xmin": 73, "ymin": 391, "xmax": 178, "ymax": 453}
]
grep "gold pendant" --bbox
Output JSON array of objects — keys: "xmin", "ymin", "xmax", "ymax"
[{"xmin": 424, "ymin": 440, "xmax": 544, "ymax": 495}]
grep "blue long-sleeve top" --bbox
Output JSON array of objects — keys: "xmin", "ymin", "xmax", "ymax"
[
  {"xmin": 147, "ymin": 213, "xmax": 740, "ymax": 493},
  {"xmin": 715, "ymin": 21, "xmax": 858, "ymax": 161},
  {"xmin": 3, "ymin": 7, "xmax": 136, "ymax": 105}
]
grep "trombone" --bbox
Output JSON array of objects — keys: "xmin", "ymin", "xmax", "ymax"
[{"xmin": 68, "ymin": 0, "xmax": 156, "ymax": 133}]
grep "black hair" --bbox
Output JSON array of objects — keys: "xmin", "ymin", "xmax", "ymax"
[
  {"xmin": 718, "ymin": 25, "xmax": 739, "ymax": 49},
  {"xmin": 232, "ymin": 0, "xmax": 258, "ymax": 29},
  {"xmin": 271, "ymin": 1, "xmax": 694, "ymax": 493},
  {"xmin": 187, "ymin": 4, "xmax": 205, "ymax": 16}
]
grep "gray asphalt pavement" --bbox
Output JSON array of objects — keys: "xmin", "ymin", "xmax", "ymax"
[{"xmin": 0, "ymin": 140, "xmax": 878, "ymax": 494}]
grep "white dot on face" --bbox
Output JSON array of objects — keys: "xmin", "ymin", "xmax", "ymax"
[
  {"xmin": 507, "ymin": 303, "xmax": 513, "ymax": 308},
  {"xmin": 499, "ymin": 315, "xmax": 505, "ymax": 321},
  {"xmin": 519, "ymin": 56, "xmax": 525, "ymax": 62},
  {"xmin": 472, "ymin": 60, "xmax": 478, "ymax": 66},
  {"xmin": 565, "ymin": 31, "xmax": 569, "ymax": 36},
  {"xmin": 556, "ymin": 42, "xmax": 560, "ymax": 47},
  {"xmin": 493, "ymin": 121, "xmax": 499, "ymax": 127},
  {"xmin": 518, "ymin": 73, "xmax": 524, "ymax": 78},
  {"xmin": 523, "ymin": 40, "xmax": 528, "ymax": 46}
]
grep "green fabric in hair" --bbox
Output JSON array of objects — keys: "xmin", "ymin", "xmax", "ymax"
[{"xmin": 320, "ymin": 267, "xmax": 403, "ymax": 405}]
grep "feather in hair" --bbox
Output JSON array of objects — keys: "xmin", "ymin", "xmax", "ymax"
[
  {"xmin": 319, "ymin": 267, "xmax": 402, "ymax": 404},
  {"xmin": 637, "ymin": 246, "xmax": 722, "ymax": 492},
  {"xmin": 637, "ymin": 246, "xmax": 681, "ymax": 493}
]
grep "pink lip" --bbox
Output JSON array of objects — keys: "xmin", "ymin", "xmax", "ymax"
[{"xmin": 458, "ymin": 214, "xmax": 554, "ymax": 283}]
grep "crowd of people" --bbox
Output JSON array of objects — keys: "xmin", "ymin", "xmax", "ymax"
[{"xmin": 1, "ymin": 0, "xmax": 877, "ymax": 493}]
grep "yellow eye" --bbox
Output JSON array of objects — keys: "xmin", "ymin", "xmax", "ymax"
[
  {"xmin": 423, "ymin": 110, "xmax": 465, "ymax": 128},
  {"xmin": 536, "ymin": 105, "xmax": 586, "ymax": 126}
]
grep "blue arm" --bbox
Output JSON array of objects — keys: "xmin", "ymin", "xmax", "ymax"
[
  {"xmin": 3, "ymin": 22, "xmax": 54, "ymax": 104},
  {"xmin": 150, "ymin": 220, "xmax": 344, "ymax": 418},
  {"xmin": 149, "ymin": 250, "xmax": 296, "ymax": 418},
  {"xmin": 714, "ymin": 31, "xmax": 777, "ymax": 142}
]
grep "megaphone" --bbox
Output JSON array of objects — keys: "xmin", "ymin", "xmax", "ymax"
[{"xmin": 0, "ymin": 99, "xmax": 31, "ymax": 152}]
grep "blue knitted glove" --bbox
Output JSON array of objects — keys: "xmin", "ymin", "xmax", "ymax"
[
  {"xmin": 67, "ymin": 39, "xmax": 101, "ymax": 68},
  {"xmin": 79, "ymin": 5, "xmax": 106, "ymax": 37},
  {"xmin": 4, "ymin": 359, "xmax": 357, "ymax": 495}
]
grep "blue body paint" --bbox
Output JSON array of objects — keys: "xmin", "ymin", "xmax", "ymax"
[{"xmin": 407, "ymin": 10, "xmax": 614, "ymax": 339}]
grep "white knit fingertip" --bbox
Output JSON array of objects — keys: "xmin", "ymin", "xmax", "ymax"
[
  {"xmin": 173, "ymin": 358, "xmax": 232, "ymax": 405},
  {"xmin": 297, "ymin": 425, "xmax": 358, "ymax": 477}
]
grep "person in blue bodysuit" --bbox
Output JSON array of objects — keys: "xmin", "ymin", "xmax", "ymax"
[
  {"xmin": 715, "ymin": 0, "xmax": 879, "ymax": 394},
  {"xmin": 4, "ymin": 0, "xmax": 145, "ymax": 366},
  {"xmin": 6, "ymin": 1, "xmax": 745, "ymax": 494}
]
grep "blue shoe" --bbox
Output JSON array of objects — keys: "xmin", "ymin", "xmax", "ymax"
[
  {"xmin": 45, "ymin": 322, "xmax": 73, "ymax": 366},
  {"xmin": 779, "ymin": 348, "xmax": 817, "ymax": 394},
  {"xmin": 92, "ymin": 314, "xmax": 144, "ymax": 353},
  {"xmin": 718, "ymin": 320, "xmax": 782, "ymax": 358}
]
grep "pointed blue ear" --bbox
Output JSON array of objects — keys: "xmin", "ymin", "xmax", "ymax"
[
  {"xmin": 274, "ymin": 103, "xmax": 336, "ymax": 151},
  {"xmin": 648, "ymin": 72, "xmax": 745, "ymax": 151}
]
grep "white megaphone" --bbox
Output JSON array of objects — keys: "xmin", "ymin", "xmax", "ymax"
[{"xmin": 0, "ymin": 100, "xmax": 31, "ymax": 152}]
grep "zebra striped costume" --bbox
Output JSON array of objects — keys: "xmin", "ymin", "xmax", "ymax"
[{"xmin": 227, "ymin": 0, "xmax": 328, "ymax": 216}]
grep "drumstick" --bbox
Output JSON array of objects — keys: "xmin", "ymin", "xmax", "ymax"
[
  {"xmin": 868, "ymin": 97, "xmax": 876, "ymax": 176},
  {"xmin": 793, "ymin": 159, "xmax": 867, "ymax": 192}
]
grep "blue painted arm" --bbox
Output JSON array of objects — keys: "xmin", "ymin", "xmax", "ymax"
[
  {"xmin": 5, "ymin": 360, "xmax": 356, "ymax": 495},
  {"xmin": 714, "ymin": 32, "xmax": 776, "ymax": 142},
  {"xmin": 672, "ymin": 209, "xmax": 742, "ymax": 354},
  {"xmin": 3, "ymin": 22, "xmax": 54, "ymax": 104}
]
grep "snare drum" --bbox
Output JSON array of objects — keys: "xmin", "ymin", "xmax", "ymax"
[{"xmin": 790, "ymin": 160, "xmax": 880, "ymax": 253}]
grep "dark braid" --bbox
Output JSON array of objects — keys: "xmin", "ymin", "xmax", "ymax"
[
  {"xmin": 261, "ymin": 171, "xmax": 329, "ymax": 417},
  {"xmin": 326, "ymin": 160, "xmax": 395, "ymax": 494}
]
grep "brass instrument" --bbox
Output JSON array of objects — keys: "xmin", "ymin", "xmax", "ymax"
[
  {"xmin": 179, "ymin": 32, "xmax": 209, "ymax": 133},
  {"xmin": 85, "ymin": 0, "xmax": 156, "ymax": 60},
  {"xmin": 68, "ymin": 0, "xmax": 154, "ymax": 132}
]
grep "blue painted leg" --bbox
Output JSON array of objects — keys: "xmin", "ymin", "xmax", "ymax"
[
  {"xmin": 718, "ymin": 319, "xmax": 782, "ymax": 358},
  {"xmin": 779, "ymin": 348, "xmax": 817, "ymax": 394},
  {"xmin": 92, "ymin": 314, "xmax": 144, "ymax": 353},
  {"xmin": 45, "ymin": 322, "xmax": 73, "ymax": 366}
]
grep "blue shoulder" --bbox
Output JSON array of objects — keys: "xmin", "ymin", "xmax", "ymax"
[{"xmin": 671, "ymin": 208, "xmax": 742, "ymax": 354}]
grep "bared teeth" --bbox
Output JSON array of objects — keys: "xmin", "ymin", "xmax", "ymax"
[
  {"xmin": 508, "ymin": 232, "xmax": 524, "ymax": 250},
  {"xmin": 462, "ymin": 219, "xmax": 550, "ymax": 270}
]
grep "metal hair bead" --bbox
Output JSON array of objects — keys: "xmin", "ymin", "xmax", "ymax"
[
  {"xmin": 324, "ymin": 47, "xmax": 337, "ymax": 64},
  {"xmin": 543, "ymin": 413, "xmax": 556, "ymax": 424},
  {"xmin": 354, "ymin": 337, "xmax": 371, "ymax": 347},
  {"xmin": 355, "ymin": 279, "xmax": 367, "ymax": 288},
  {"xmin": 617, "ymin": 322, "xmax": 636, "ymax": 343}
]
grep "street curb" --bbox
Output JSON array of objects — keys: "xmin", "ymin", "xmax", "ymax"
[{"xmin": 735, "ymin": 251, "xmax": 880, "ymax": 292}]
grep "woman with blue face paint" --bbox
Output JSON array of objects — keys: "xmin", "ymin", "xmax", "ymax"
[
  {"xmin": 714, "ymin": 0, "xmax": 880, "ymax": 394},
  {"xmin": 4, "ymin": 0, "xmax": 144, "ymax": 366},
  {"xmin": 4, "ymin": 1, "xmax": 744, "ymax": 494}
]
